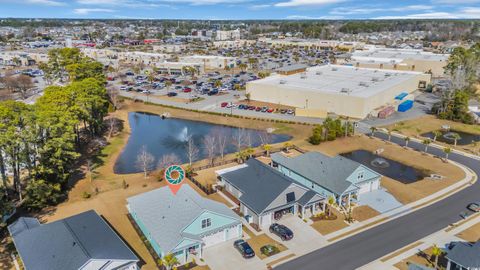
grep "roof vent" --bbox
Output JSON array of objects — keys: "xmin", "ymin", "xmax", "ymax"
[
  {"xmin": 340, "ymin": 88, "xmax": 351, "ymax": 94},
  {"xmin": 300, "ymin": 73, "xmax": 307, "ymax": 79},
  {"xmin": 359, "ymin": 82, "xmax": 368, "ymax": 87},
  {"xmin": 279, "ymin": 79, "xmax": 287, "ymax": 84},
  {"xmin": 331, "ymin": 67, "xmax": 338, "ymax": 71},
  {"xmin": 371, "ymin": 77, "xmax": 380, "ymax": 82},
  {"xmin": 316, "ymin": 71, "xmax": 322, "ymax": 75}
]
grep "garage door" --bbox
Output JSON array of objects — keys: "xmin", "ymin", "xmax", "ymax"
[
  {"xmin": 358, "ymin": 181, "xmax": 373, "ymax": 194},
  {"xmin": 224, "ymin": 225, "xmax": 240, "ymax": 241},
  {"xmin": 203, "ymin": 230, "xmax": 225, "ymax": 247}
]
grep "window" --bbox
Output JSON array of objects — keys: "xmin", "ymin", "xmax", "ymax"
[
  {"xmin": 358, "ymin": 172, "xmax": 364, "ymax": 180},
  {"xmin": 201, "ymin": 218, "xmax": 211, "ymax": 229},
  {"xmin": 286, "ymin": 192, "xmax": 295, "ymax": 203}
]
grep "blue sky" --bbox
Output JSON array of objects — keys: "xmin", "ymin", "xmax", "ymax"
[{"xmin": 0, "ymin": 0, "xmax": 479, "ymax": 20}]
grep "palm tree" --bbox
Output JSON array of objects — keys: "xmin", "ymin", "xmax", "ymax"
[
  {"xmin": 214, "ymin": 80, "xmax": 222, "ymax": 89},
  {"xmin": 164, "ymin": 80, "xmax": 172, "ymax": 92},
  {"xmin": 262, "ymin": 144, "xmax": 272, "ymax": 157},
  {"xmin": 370, "ymin": 126, "xmax": 377, "ymax": 138},
  {"xmin": 431, "ymin": 244, "xmax": 444, "ymax": 269},
  {"xmin": 404, "ymin": 136, "xmax": 411, "ymax": 148},
  {"xmin": 451, "ymin": 133, "xmax": 461, "ymax": 146},
  {"xmin": 432, "ymin": 130, "xmax": 442, "ymax": 142},
  {"xmin": 159, "ymin": 253, "xmax": 179, "ymax": 270},
  {"xmin": 238, "ymin": 63, "xmax": 247, "ymax": 72},
  {"xmin": 283, "ymin": 142, "xmax": 293, "ymax": 152},
  {"xmin": 443, "ymin": 147, "xmax": 452, "ymax": 160},
  {"xmin": 326, "ymin": 195, "xmax": 335, "ymax": 216},
  {"xmin": 422, "ymin": 139, "xmax": 432, "ymax": 153}
]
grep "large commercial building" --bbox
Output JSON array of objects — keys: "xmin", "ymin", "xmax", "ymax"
[
  {"xmin": 340, "ymin": 46, "xmax": 449, "ymax": 77},
  {"xmin": 178, "ymin": 55, "xmax": 236, "ymax": 70},
  {"xmin": 246, "ymin": 65, "xmax": 431, "ymax": 119}
]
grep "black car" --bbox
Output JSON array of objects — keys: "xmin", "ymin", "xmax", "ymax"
[
  {"xmin": 233, "ymin": 240, "xmax": 255, "ymax": 259},
  {"xmin": 269, "ymin": 223, "xmax": 294, "ymax": 241},
  {"xmin": 467, "ymin": 202, "xmax": 480, "ymax": 212},
  {"xmin": 167, "ymin": 92, "xmax": 178, "ymax": 97}
]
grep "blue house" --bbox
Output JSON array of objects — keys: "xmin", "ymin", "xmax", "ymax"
[
  {"xmin": 127, "ymin": 185, "xmax": 242, "ymax": 265},
  {"xmin": 271, "ymin": 151, "xmax": 381, "ymax": 207}
]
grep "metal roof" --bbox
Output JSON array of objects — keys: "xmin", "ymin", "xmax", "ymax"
[
  {"xmin": 446, "ymin": 241, "xmax": 480, "ymax": 268},
  {"xmin": 8, "ymin": 210, "xmax": 138, "ymax": 270},
  {"xmin": 127, "ymin": 185, "xmax": 240, "ymax": 254}
]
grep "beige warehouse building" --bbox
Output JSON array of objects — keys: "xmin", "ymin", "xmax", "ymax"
[
  {"xmin": 338, "ymin": 47, "xmax": 449, "ymax": 77},
  {"xmin": 246, "ymin": 65, "xmax": 431, "ymax": 119}
]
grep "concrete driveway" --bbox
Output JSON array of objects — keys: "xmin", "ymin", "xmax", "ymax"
[
  {"xmin": 265, "ymin": 216, "xmax": 327, "ymax": 254},
  {"xmin": 358, "ymin": 188, "xmax": 405, "ymax": 213},
  {"xmin": 202, "ymin": 239, "xmax": 265, "ymax": 270}
]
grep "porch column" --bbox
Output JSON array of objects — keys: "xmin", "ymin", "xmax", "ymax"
[
  {"xmin": 322, "ymin": 202, "xmax": 326, "ymax": 212},
  {"xmin": 198, "ymin": 244, "xmax": 202, "ymax": 259}
]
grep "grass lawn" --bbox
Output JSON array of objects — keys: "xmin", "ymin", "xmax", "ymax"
[
  {"xmin": 383, "ymin": 115, "xmax": 480, "ymax": 154},
  {"xmin": 297, "ymin": 135, "xmax": 466, "ymax": 204},
  {"xmin": 310, "ymin": 208, "xmax": 349, "ymax": 235},
  {"xmin": 352, "ymin": 205, "xmax": 380, "ymax": 222},
  {"xmin": 246, "ymin": 234, "xmax": 288, "ymax": 260},
  {"xmin": 394, "ymin": 246, "xmax": 447, "ymax": 270},
  {"xmin": 456, "ymin": 221, "xmax": 480, "ymax": 243},
  {"xmin": 194, "ymin": 163, "xmax": 238, "ymax": 187}
]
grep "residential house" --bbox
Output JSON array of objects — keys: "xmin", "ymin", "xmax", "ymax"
[
  {"xmin": 127, "ymin": 185, "xmax": 242, "ymax": 265},
  {"xmin": 446, "ymin": 241, "xmax": 480, "ymax": 270},
  {"xmin": 271, "ymin": 151, "xmax": 381, "ymax": 207},
  {"xmin": 8, "ymin": 210, "xmax": 139, "ymax": 270},
  {"xmin": 218, "ymin": 159, "xmax": 325, "ymax": 228}
]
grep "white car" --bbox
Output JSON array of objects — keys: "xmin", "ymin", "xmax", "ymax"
[{"xmin": 120, "ymin": 86, "xmax": 127, "ymax": 91}]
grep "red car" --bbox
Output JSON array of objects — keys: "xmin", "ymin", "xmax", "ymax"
[
  {"xmin": 267, "ymin": 108, "xmax": 274, "ymax": 113},
  {"xmin": 183, "ymin": 87, "xmax": 192, "ymax": 93},
  {"xmin": 221, "ymin": 102, "xmax": 229, "ymax": 108},
  {"xmin": 255, "ymin": 107, "xmax": 262, "ymax": 111}
]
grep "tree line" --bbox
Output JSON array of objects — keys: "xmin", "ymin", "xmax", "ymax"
[{"xmin": 0, "ymin": 48, "xmax": 109, "ymax": 217}]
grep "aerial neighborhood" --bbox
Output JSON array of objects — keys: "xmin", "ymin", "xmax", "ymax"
[{"xmin": 0, "ymin": 9, "xmax": 480, "ymax": 270}]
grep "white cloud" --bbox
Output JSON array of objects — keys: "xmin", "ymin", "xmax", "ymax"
[
  {"xmin": 286, "ymin": 15, "xmax": 344, "ymax": 19},
  {"xmin": 331, "ymin": 5, "xmax": 433, "ymax": 15},
  {"xmin": 26, "ymin": 0, "xmax": 66, "ymax": 6},
  {"xmin": 73, "ymin": 8, "xmax": 116, "ymax": 14},
  {"xmin": 275, "ymin": 0, "xmax": 346, "ymax": 8},
  {"xmin": 432, "ymin": 0, "xmax": 480, "ymax": 3},
  {"xmin": 373, "ymin": 7, "xmax": 480, "ymax": 19},
  {"xmin": 250, "ymin": 4, "xmax": 270, "ymax": 10},
  {"xmin": 77, "ymin": 0, "xmax": 250, "ymax": 6}
]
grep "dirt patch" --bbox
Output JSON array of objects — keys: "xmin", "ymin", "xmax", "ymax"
[
  {"xmin": 246, "ymin": 234, "xmax": 288, "ymax": 260},
  {"xmin": 394, "ymin": 246, "xmax": 447, "ymax": 270},
  {"xmin": 383, "ymin": 115, "xmax": 480, "ymax": 155},
  {"xmin": 310, "ymin": 208, "xmax": 349, "ymax": 235},
  {"xmin": 297, "ymin": 135, "xmax": 466, "ymax": 204},
  {"xmin": 194, "ymin": 163, "xmax": 237, "ymax": 187},
  {"xmin": 352, "ymin": 205, "xmax": 380, "ymax": 222},
  {"xmin": 456, "ymin": 222, "xmax": 480, "ymax": 243}
]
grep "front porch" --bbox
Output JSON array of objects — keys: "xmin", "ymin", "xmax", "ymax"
[
  {"xmin": 173, "ymin": 243, "xmax": 203, "ymax": 265},
  {"xmin": 298, "ymin": 201, "xmax": 325, "ymax": 219}
]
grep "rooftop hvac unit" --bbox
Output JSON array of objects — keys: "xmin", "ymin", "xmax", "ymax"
[
  {"xmin": 340, "ymin": 88, "xmax": 351, "ymax": 94},
  {"xmin": 300, "ymin": 73, "xmax": 307, "ymax": 79},
  {"xmin": 332, "ymin": 67, "xmax": 338, "ymax": 71},
  {"xmin": 315, "ymin": 71, "xmax": 323, "ymax": 75},
  {"xmin": 359, "ymin": 82, "xmax": 369, "ymax": 87},
  {"xmin": 385, "ymin": 73, "xmax": 391, "ymax": 77},
  {"xmin": 371, "ymin": 77, "xmax": 380, "ymax": 82},
  {"xmin": 279, "ymin": 79, "xmax": 287, "ymax": 84}
]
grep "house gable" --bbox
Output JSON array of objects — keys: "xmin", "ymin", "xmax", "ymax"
[
  {"xmin": 264, "ymin": 183, "xmax": 308, "ymax": 213},
  {"xmin": 346, "ymin": 165, "xmax": 381, "ymax": 185},
  {"xmin": 182, "ymin": 211, "xmax": 239, "ymax": 236}
]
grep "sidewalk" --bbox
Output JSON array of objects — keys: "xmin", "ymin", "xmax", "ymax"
[
  {"xmin": 324, "ymin": 158, "xmax": 476, "ymax": 242},
  {"xmin": 359, "ymin": 213, "xmax": 480, "ymax": 270}
]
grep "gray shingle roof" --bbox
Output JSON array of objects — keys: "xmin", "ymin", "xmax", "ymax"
[
  {"xmin": 271, "ymin": 152, "xmax": 362, "ymax": 195},
  {"xmin": 127, "ymin": 185, "xmax": 240, "ymax": 254},
  {"xmin": 297, "ymin": 190, "xmax": 323, "ymax": 206},
  {"xmin": 446, "ymin": 241, "xmax": 480, "ymax": 268},
  {"xmin": 221, "ymin": 159, "xmax": 306, "ymax": 214},
  {"xmin": 8, "ymin": 210, "xmax": 138, "ymax": 270}
]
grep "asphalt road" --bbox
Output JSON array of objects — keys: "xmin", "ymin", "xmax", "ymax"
[{"xmin": 276, "ymin": 132, "xmax": 480, "ymax": 270}]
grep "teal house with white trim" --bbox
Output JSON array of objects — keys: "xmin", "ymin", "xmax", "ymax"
[{"xmin": 127, "ymin": 185, "xmax": 242, "ymax": 265}]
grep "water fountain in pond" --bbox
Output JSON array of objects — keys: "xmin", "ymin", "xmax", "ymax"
[
  {"xmin": 443, "ymin": 132, "xmax": 461, "ymax": 141},
  {"xmin": 370, "ymin": 157, "xmax": 390, "ymax": 168},
  {"xmin": 178, "ymin": 127, "xmax": 189, "ymax": 142}
]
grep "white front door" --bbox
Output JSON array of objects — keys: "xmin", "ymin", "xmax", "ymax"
[{"xmin": 202, "ymin": 230, "xmax": 225, "ymax": 247}]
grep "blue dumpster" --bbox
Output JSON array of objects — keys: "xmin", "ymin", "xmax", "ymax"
[{"xmin": 398, "ymin": 100, "xmax": 413, "ymax": 112}]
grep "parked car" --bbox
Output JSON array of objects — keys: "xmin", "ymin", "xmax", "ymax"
[
  {"xmin": 267, "ymin": 108, "xmax": 274, "ymax": 113},
  {"xmin": 183, "ymin": 87, "xmax": 192, "ymax": 93},
  {"xmin": 269, "ymin": 223, "xmax": 294, "ymax": 241},
  {"xmin": 238, "ymin": 104, "xmax": 245, "ymax": 109},
  {"xmin": 261, "ymin": 106, "xmax": 268, "ymax": 113},
  {"xmin": 167, "ymin": 92, "xmax": 178, "ymax": 97},
  {"xmin": 286, "ymin": 109, "xmax": 294, "ymax": 115},
  {"xmin": 255, "ymin": 107, "xmax": 262, "ymax": 112},
  {"xmin": 233, "ymin": 240, "xmax": 255, "ymax": 259},
  {"xmin": 221, "ymin": 102, "xmax": 229, "ymax": 108},
  {"xmin": 208, "ymin": 89, "xmax": 219, "ymax": 96},
  {"xmin": 467, "ymin": 202, "xmax": 480, "ymax": 212},
  {"xmin": 460, "ymin": 211, "xmax": 472, "ymax": 219}
]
